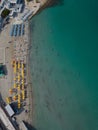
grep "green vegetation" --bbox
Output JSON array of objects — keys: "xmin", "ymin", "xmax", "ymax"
[{"xmin": 1, "ymin": 8, "xmax": 10, "ymax": 18}]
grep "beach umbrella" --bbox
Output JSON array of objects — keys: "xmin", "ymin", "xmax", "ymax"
[
  {"xmin": 9, "ymin": 89, "xmax": 13, "ymax": 94},
  {"xmin": 18, "ymin": 98, "xmax": 20, "ymax": 103},
  {"xmin": 18, "ymin": 94, "xmax": 21, "ymax": 99},
  {"xmin": 21, "ymin": 63, "xmax": 24, "ymax": 69},
  {"xmin": 17, "ymin": 96, "xmax": 21, "ymax": 108},
  {"xmin": 6, "ymin": 97, "xmax": 9, "ymax": 104},
  {"xmin": 14, "ymin": 61, "xmax": 16, "ymax": 73},
  {"xmin": 18, "ymin": 61, "xmax": 20, "ymax": 69},
  {"xmin": 18, "ymin": 85, "xmax": 20, "ymax": 91},
  {"xmin": 14, "ymin": 83, "xmax": 16, "ymax": 88},
  {"xmin": 11, "ymin": 60, "xmax": 15, "ymax": 65},
  {"xmin": 18, "ymin": 102, "xmax": 21, "ymax": 108},
  {"xmin": 22, "ymin": 90, "xmax": 25, "ymax": 100},
  {"xmin": 14, "ymin": 77, "xmax": 16, "ymax": 81},
  {"xmin": 18, "ymin": 73, "xmax": 20, "ymax": 82},
  {"xmin": 13, "ymin": 95, "xmax": 17, "ymax": 101},
  {"xmin": 6, "ymin": 97, "xmax": 10, "ymax": 104},
  {"xmin": 14, "ymin": 67, "xmax": 16, "ymax": 73},
  {"xmin": 21, "ymin": 68, "xmax": 24, "ymax": 76}
]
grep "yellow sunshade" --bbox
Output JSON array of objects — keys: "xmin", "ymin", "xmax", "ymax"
[
  {"xmin": 18, "ymin": 85, "xmax": 20, "ymax": 91},
  {"xmin": 22, "ymin": 90, "xmax": 25, "ymax": 100},
  {"xmin": 21, "ymin": 63, "xmax": 24, "ymax": 69},
  {"xmin": 18, "ymin": 94, "xmax": 21, "ymax": 99},
  {"xmin": 13, "ymin": 95, "xmax": 17, "ymax": 101},
  {"xmin": 17, "ymin": 73, "xmax": 20, "ymax": 82},
  {"xmin": 11, "ymin": 60, "xmax": 15, "ymax": 65},
  {"xmin": 9, "ymin": 89, "xmax": 13, "ymax": 94},
  {"xmin": 6, "ymin": 97, "xmax": 10, "ymax": 104},
  {"xmin": 18, "ymin": 102, "xmax": 21, "ymax": 108},
  {"xmin": 21, "ymin": 69, "xmax": 24, "ymax": 77},
  {"xmin": 14, "ymin": 83, "xmax": 16, "ymax": 88},
  {"xmin": 14, "ymin": 61, "xmax": 16, "ymax": 73},
  {"xmin": 18, "ymin": 62, "xmax": 20, "ymax": 69},
  {"xmin": 14, "ymin": 77, "xmax": 16, "ymax": 81}
]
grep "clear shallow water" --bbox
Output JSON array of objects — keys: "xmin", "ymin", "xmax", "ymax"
[{"xmin": 30, "ymin": 0, "xmax": 98, "ymax": 129}]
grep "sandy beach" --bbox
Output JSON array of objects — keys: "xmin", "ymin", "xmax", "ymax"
[{"xmin": 0, "ymin": 21, "xmax": 34, "ymax": 129}]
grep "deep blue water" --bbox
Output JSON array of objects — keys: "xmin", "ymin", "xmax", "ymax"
[{"xmin": 30, "ymin": 0, "xmax": 98, "ymax": 129}]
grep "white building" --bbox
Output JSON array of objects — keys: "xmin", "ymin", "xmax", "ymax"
[
  {"xmin": 8, "ymin": 0, "xmax": 18, "ymax": 4},
  {"xmin": 0, "ymin": 0, "xmax": 5, "ymax": 9}
]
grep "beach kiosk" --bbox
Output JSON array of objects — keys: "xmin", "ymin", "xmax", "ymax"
[{"xmin": 5, "ymin": 104, "xmax": 15, "ymax": 117}]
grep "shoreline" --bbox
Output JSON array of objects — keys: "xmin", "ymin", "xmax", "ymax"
[
  {"xmin": 0, "ymin": 0, "xmax": 52, "ymax": 129},
  {"xmin": 0, "ymin": 21, "xmax": 35, "ymax": 129},
  {"xmin": 26, "ymin": 21, "xmax": 34, "ymax": 125}
]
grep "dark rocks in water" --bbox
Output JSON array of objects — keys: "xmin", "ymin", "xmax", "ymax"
[
  {"xmin": 38, "ymin": 0, "xmax": 64, "ymax": 14},
  {"xmin": 48, "ymin": 0, "xmax": 64, "ymax": 7},
  {"xmin": 43, "ymin": 0, "xmax": 64, "ymax": 9}
]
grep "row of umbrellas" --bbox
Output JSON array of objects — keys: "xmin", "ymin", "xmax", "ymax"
[
  {"xmin": 6, "ymin": 60, "xmax": 26, "ymax": 108},
  {"xmin": 6, "ymin": 90, "xmax": 25, "ymax": 105}
]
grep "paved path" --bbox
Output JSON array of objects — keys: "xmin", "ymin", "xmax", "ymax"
[{"xmin": 0, "ymin": 107, "xmax": 16, "ymax": 130}]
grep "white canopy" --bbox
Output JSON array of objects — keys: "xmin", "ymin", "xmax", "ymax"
[
  {"xmin": 5, "ymin": 104, "xmax": 15, "ymax": 117},
  {"xmin": 8, "ymin": 0, "xmax": 18, "ymax": 4}
]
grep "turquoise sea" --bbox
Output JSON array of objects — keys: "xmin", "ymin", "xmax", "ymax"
[{"xmin": 30, "ymin": 0, "xmax": 98, "ymax": 130}]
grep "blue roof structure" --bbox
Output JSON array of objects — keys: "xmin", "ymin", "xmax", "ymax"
[
  {"xmin": 10, "ymin": 25, "xmax": 14, "ymax": 36},
  {"xmin": 13, "ymin": 24, "xmax": 17, "ymax": 36},
  {"xmin": 21, "ymin": 24, "xmax": 24, "ymax": 35},
  {"xmin": 10, "ymin": 23, "xmax": 25, "ymax": 37},
  {"xmin": 10, "ymin": 24, "xmax": 15, "ymax": 36},
  {"xmin": 17, "ymin": 0, "xmax": 22, "ymax": 4},
  {"xmin": 17, "ymin": 24, "xmax": 21, "ymax": 36}
]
